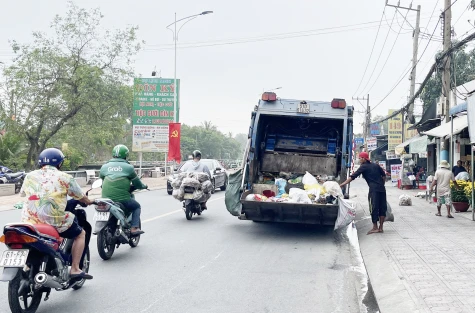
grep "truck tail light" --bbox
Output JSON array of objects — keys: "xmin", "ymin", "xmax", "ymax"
[
  {"xmin": 331, "ymin": 99, "xmax": 346, "ymax": 109},
  {"xmin": 262, "ymin": 92, "xmax": 277, "ymax": 101}
]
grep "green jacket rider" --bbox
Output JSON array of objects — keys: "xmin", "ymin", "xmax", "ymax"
[{"xmin": 99, "ymin": 145, "xmax": 148, "ymax": 236}]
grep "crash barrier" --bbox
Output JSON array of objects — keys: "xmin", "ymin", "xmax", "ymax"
[
  {"xmin": 65, "ymin": 167, "xmax": 162, "ymax": 186},
  {"xmin": 0, "ymin": 184, "xmax": 15, "ymax": 196}
]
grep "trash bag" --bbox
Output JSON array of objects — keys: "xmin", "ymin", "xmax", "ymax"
[
  {"xmin": 323, "ymin": 181, "xmax": 344, "ymax": 198},
  {"xmin": 193, "ymin": 189, "xmax": 209, "ymax": 202},
  {"xmin": 202, "ymin": 180, "xmax": 213, "ymax": 194},
  {"xmin": 398, "ymin": 194, "xmax": 412, "ymax": 206},
  {"xmin": 288, "ymin": 176, "xmax": 303, "ymax": 184},
  {"xmin": 302, "ymin": 171, "xmax": 318, "ymax": 185},
  {"xmin": 305, "ymin": 183, "xmax": 325, "ymax": 195},
  {"xmin": 191, "ymin": 172, "xmax": 210, "ymax": 183},
  {"xmin": 385, "ymin": 201, "xmax": 394, "ymax": 222},
  {"xmin": 171, "ymin": 172, "xmax": 188, "ymax": 189},
  {"xmin": 334, "ymin": 198, "xmax": 356, "ymax": 230},
  {"xmin": 173, "ymin": 187, "xmax": 185, "ymax": 201},
  {"xmin": 285, "ymin": 182, "xmax": 304, "ymax": 194},
  {"xmin": 274, "ymin": 178, "xmax": 287, "ymax": 198},
  {"xmin": 182, "ymin": 177, "xmax": 202, "ymax": 189},
  {"xmin": 225, "ymin": 168, "xmax": 243, "ymax": 216},
  {"xmin": 455, "ymin": 171, "xmax": 470, "ymax": 181},
  {"xmin": 288, "ymin": 188, "xmax": 312, "ymax": 204}
]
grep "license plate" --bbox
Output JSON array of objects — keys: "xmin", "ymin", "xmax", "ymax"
[
  {"xmin": 184, "ymin": 193, "xmax": 194, "ymax": 200},
  {"xmin": 94, "ymin": 211, "xmax": 110, "ymax": 221},
  {"xmin": 297, "ymin": 102, "xmax": 310, "ymax": 114},
  {"xmin": 0, "ymin": 249, "xmax": 29, "ymax": 267}
]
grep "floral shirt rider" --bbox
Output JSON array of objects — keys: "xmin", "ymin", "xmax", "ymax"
[{"xmin": 21, "ymin": 165, "xmax": 86, "ymax": 233}]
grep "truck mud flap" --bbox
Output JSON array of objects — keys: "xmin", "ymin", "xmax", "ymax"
[{"xmin": 240, "ymin": 198, "xmax": 338, "ymax": 225}]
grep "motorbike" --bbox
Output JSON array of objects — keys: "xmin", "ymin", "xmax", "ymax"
[
  {"xmin": 183, "ymin": 186, "xmax": 205, "ymax": 220},
  {"xmin": 93, "ymin": 179, "xmax": 148, "ymax": 260},
  {"xmin": 0, "ymin": 190, "xmax": 94, "ymax": 313},
  {"xmin": 0, "ymin": 167, "xmax": 26, "ymax": 194}
]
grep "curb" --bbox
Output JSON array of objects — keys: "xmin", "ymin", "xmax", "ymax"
[{"xmin": 354, "ymin": 198, "xmax": 420, "ymax": 313}]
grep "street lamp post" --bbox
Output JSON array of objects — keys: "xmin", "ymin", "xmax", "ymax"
[{"xmin": 166, "ymin": 11, "xmax": 213, "ymax": 123}]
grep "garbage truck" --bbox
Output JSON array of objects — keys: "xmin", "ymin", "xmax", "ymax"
[{"xmin": 225, "ymin": 92, "xmax": 354, "ymax": 225}]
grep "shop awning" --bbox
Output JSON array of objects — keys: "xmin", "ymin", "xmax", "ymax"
[
  {"xmin": 394, "ymin": 134, "xmax": 421, "ymax": 155},
  {"xmin": 409, "ymin": 135, "xmax": 429, "ymax": 153},
  {"xmin": 422, "ymin": 115, "xmax": 468, "ymax": 138}
]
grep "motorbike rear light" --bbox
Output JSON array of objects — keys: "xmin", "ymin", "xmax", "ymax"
[
  {"xmin": 95, "ymin": 202, "xmax": 111, "ymax": 212},
  {"xmin": 2, "ymin": 231, "xmax": 37, "ymax": 245},
  {"xmin": 331, "ymin": 99, "xmax": 346, "ymax": 109},
  {"xmin": 262, "ymin": 92, "xmax": 277, "ymax": 101}
]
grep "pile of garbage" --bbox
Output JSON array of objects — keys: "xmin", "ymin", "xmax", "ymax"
[
  {"xmin": 247, "ymin": 171, "xmax": 343, "ymax": 205},
  {"xmin": 171, "ymin": 172, "xmax": 213, "ymax": 202}
]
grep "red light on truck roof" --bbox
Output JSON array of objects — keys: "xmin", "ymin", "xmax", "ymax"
[
  {"xmin": 262, "ymin": 92, "xmax": 277, "ymax": 101},
  {"xmin": 331, "ymin": 99, "xmax": 346, "ymax": 109}
]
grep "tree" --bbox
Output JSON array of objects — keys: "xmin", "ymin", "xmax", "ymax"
[{"xmin": 0, "ymin": 2, "xmax": 142, "ymax": 169}]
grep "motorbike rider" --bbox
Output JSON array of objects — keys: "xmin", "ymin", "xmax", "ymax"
[
  {"xmin": 180, "ymin": 150, "xmax": 211, "ymax": 210},
  {"xmin": 99, "ymin": 144, "xmax": 148, "ymax": 236},
  {"xmin": 20, "ymin": 148, "xmax": 94, "ymax": 280}
]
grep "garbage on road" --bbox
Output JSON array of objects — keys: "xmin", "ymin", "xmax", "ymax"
[{"xmin": 398, "ymin": 194, "xmax": 412, "ymax": 206}]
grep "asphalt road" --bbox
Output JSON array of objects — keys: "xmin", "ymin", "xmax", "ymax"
[{"xmin": 0, "ymin": 188, "xmax": 377, "ymax": 313}]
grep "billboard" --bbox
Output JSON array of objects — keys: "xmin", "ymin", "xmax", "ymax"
[
  {"xmin": 388, "ymin": 109, "xmax": 402, "ymax": 151},
  {"xmin": 367, "ymin": 137, "xmax": 377, "ymax": 151},
  {"xmin": 132, "ymin": 78, "xmax": 181, "ymax": 152}
]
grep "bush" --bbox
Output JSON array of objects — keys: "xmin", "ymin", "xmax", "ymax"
[{"xmin": 450, "ymin": 180, "xmax": 470, "ymax": 203}]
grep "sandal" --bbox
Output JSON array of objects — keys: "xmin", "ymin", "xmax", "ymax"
[
  {"xmin": 447, "ymin": 215, "xmax": 454, "ymax": 218},
  {"xmin": 435, "ymin": 213, "xmax": 442, "ymax": 216}
]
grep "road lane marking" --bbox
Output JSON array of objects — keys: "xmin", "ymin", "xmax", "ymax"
[{"xmin": 142, "ymin": 196, "xmax": 224, "ymax": 224}]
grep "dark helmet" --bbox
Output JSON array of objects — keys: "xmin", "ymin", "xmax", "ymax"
[
  {"xmin": 192, "ymin": 150, "xmax": 202, "ymax": 159},
  {"xmin": 38, "ymin": 148, "xmax": 65, "ymax": 168},
  {"xmin": 112, "ymin": 144, "xmax": 129, "ymax": 159}
]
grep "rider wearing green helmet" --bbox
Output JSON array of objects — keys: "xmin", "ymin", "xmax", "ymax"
[{"xmin": 99, "ymin": 144, "xmax": 148, "ymax": 236}]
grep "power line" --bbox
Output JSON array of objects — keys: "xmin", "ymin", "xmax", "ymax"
[
  {"xmin": 352, "ymin": 9, "xmax": 386, "ymax": 97},
  {"xmin": 371, "ymin": 17, "xmax": 442, "ymax": 113},
  {"xmin": 362, "ymin": 8, "xmax": 410, "ymax": 95},
  {"xmin": 358, "ymin": 10, "xmax": 397, "ymax": 96}
]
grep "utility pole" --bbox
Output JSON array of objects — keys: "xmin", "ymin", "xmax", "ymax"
[
  {"xmin": 441, "ymin": 0, "xmax": 452, "ymax": 162},
  {"xmin": 386, "ymin": 1, "xmax": 421, "ymax": 124},
  {"xmin": 353, "ymin": 94, "xmax": 370, "ymax": 151}
]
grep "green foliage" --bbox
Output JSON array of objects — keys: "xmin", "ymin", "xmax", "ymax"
[
  {"xmin": 0, "ymin": 1, "xmax": 142, "ymax": 169},
  {"xmin": 0, "ymin": 132, "xmax": 28, "ymax": 170}
]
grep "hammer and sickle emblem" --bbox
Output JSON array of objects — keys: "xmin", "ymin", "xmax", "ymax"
[{"xmin": 170, "ymin": 130, "xmax": 179, "ymax": 138}]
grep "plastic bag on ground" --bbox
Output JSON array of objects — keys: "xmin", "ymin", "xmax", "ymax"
[
  {"xmin": 225, "ymin": 168, "xmax": 243, "ymax": 216},
  {"xmin": 385, "ymin": 201, "xmax": 394, "ymax": 222},
  {"xmin": 334, "ymin": 198, "xmax": 356, "ymax": 230},
  {"xmin": 398, "ymin": 194, "xmax": 412, "ymax": 206},
  {"xmin": 191, "ymin": 172, "xmax": 210, "ymax": 183},
  {"xmin": 302, "ymin": 171, "xmax": 318, "ymax": 186},
  {"xmin": 274, "ymin": 178, "xmax": 287, "ymax": 198},
  {"xmin": 288, "ymin": 188, "xmax": 312, "ymax": 204},
  {"xmin": 323, "ymin": 181, "xmax": 344, "ymax": 198}
]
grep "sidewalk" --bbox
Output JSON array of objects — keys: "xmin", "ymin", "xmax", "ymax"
[
  {"xmin": 0, "ymin": 177, "xmax": 167, "ymax": 212},
  {"xmin": 353, "ymin": 181, "xmax": 475, "ymax": 313}
]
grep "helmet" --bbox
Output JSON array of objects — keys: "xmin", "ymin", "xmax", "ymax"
[
  {"xmin": 38, "ymin": 148, "xmax": 65, "ymax": 168},
  {"xmin": 359, "ymin": 152, "xmax": 370, "ymax": 161},
  {"xmin": 112, "ymin": 145, "xmax": 129, "ymax": 159},
  {"xmin": 192, "ymin": 150, "xmax": 202, "ymax": 159}
]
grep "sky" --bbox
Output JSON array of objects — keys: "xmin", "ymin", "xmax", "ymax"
[{"xmin": 0, "ymin": 0, "xmax": 474, "ymax": 136}]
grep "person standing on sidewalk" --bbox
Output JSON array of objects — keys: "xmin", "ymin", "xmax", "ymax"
[
  {"xmin": 430, "ymin": 160, "xmax": 458, "ymax": 218},
  {"xmin": 340, "ymin": 151, "xmax": 387, "ymax": 234}
]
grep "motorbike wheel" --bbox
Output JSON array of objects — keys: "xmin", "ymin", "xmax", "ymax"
[
  {"xmin": 129, "ymin": 221, "xmax": 141, "ymax": 248},
  {"xmin": 97, "ymin": 227, "xmax": 115, "ymax": 260},
  {"xmin": 220, "ymin": 177, "xmax": 227, "ymax": 191},
  {"xmin": 8, "ymin": 269, "xmax": 43, "ymax": 313},
  {"xmin": 185, "ymin": 204, "xmax": 193, "ymax": 220},
  {"xmin": 72, "ymin": 248, "xmax": 90, "ymax": 290}
]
